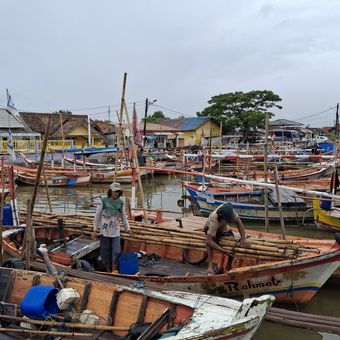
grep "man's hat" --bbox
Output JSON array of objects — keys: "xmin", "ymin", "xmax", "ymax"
[{"xmin": 110, "ymin": 182, "xmax": 122, "ymax": 192}]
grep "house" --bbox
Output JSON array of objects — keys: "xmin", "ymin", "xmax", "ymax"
[
  {"xmin": 160, "ymin": 117, "xmax": 220, "ymax": 147},
  {"xmin": 92, "ymin": 120, "xmax": 116, "ymax": 146},
  {"xmin": 269, "ymin": 119, "xmax": 312, "ymax": 141},
  {"xmin": 0, "ymin": 108, "xmax": 40, "ymax": 154},
  {"xmin": 139, "ymin": 122, "xmax": 180, "ymax": 148},
  {"xmin": 19, "ymin": 112, "xmax": 104, "ymax": 149}
]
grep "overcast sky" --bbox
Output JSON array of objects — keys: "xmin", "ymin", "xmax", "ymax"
[{"xmin": 1, "ymin": 0, "xmax": 340, "ymax": 127}]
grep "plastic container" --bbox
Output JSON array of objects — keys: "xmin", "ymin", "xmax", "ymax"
[
  {"xmin": 56, "ymin": 288, "xmax": 80, "ymax": 310},
  {"xmin": 20, "ymin": 286, "xmax": 59, "ymax": 320},
  {"xmin": 320, "ymin": 198, "xmax": 332, "ymax": 211},
  {"xmin": 119, "ymin": 252, "xmax": 139, "ymax": 275},
  {"xmin": 3, "ymin": 204, "xmax": 13, "ymax": 226}
]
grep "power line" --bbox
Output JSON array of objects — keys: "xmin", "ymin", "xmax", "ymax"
[{"xmin": 295, "ymin": 106, "xmax": 337, "ymax": 122}]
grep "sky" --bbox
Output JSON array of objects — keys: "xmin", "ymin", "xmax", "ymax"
[{"xmin": 1, "ymin": 0, "xmax": 340, "ymax": 127}]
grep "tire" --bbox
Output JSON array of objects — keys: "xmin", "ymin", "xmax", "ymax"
[
  {"xmin": 2, "ymin": 258, "xmax": 25, "ymax": 269},
  {"xmin": 183, "ymin": 249, "xmax": 208, "ymax": 265},
  {"xmin": 73, "ymin": 260, "xmax": 94, "ymax": 272}
]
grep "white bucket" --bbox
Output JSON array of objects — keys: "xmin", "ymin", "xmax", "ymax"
[{"xmin": 56, "ymin": 288, "xmax": 80, "ymax": 310}]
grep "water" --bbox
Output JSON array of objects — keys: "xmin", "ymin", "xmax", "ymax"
[{"xmin": 15, "ymin": 174, "xmax": 340, "ymax": 339}]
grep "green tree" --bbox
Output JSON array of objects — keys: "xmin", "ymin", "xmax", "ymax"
[
  {"xmin": 197, "ymin": 90, "xmax": 282, "ymax": 138},
  {"xmin": 144, "ymin": 111, "xmax": 167, "ymax": 124}
]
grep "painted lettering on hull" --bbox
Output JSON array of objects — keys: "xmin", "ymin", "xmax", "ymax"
[{"xmin": 224, "ymin": 276, "xmax": 281, "ymax": 293}]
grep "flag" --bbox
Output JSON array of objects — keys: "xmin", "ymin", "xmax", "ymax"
[
  {"xmin": 7, "ymin": 130, "xmax": 16, "ymax": 162},
  {"xmin": 6, "ymin": 89, "xmax": 16, "ymax": 111},
  {"xmin": 133, "ymin": 103, "xmax": 143, "ymax": 146}
]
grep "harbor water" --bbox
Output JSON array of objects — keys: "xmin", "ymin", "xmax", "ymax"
[{"xmin": 16, "ymin": 174, "xmax": 340, "ymax": 340}]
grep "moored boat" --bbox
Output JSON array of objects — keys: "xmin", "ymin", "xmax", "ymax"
[
  {"xmin": 313, "ymin": 198, "xmax": 340, "ymax": 230},
  {"xmin": 0, "ymin": 267, "xmax": 274, "ymax": 339},
  {"xmin": 16, "ymin": 172, "xmax": 91, "ymax": 187},
  {"xmin": 188, "ymin": 186, "xmax": 314, "ymax": 223},
  {"xmin": 14, "ymin": 212, "xmax": 340, "ymax": 305}
]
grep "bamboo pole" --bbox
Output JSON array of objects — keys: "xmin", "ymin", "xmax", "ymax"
[
  {"xmin": 0, "ymin": 328, "xmax": 92, "ymax": 337},
  {"xmin": 30, "ymin": 116, "xmax": 52, "ymax": 217},
  {"xmin": 123, "ymin": 100, "xmax": 145, "ymax": 208},
  {"xmin": 274, "ymin": 165, "xmax": 286, "ymax": 240},
  {"xmin": 42, "ymin": 166, "xmax": 53, "ymax": 213},
  {"xmin": 24, "ymin": 199, "xmax": 32, "ymax": 269},
  {"xmin": 0, "ymin": 314, "xmax": 130, "ymax": 331},
  {"xmin": 264, "ymin": 112, "xmax": 270, "ymax": 232},
  {"xmin": 59, "ymin": 111, "xmax": 65, "ymax": 168},
  {"xmin": 114, "ymin": 73, "xmax": 127, "ymax": 181}
]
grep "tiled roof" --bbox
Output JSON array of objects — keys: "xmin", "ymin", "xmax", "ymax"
[
  {"xmin": 93, "ymin": 120, "xmax": 115, "ymax": 135},
  {"xmin": 160, "ymin": 117, "xmax": 210, "ymax": 131}
]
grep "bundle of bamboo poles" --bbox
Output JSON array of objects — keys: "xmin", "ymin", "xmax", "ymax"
[{"xmin": 19, "ymin": 210, "xmax": 320, "ymax": 262}]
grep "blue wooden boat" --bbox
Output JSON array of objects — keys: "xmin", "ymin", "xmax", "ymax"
[{"xmin": 190, "ymin": 187, "xmax": 314, "ymax": 223}]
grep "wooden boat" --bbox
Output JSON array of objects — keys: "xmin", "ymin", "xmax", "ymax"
[
  {"xmin": 0, "ymin": 267, "xmax": 274, "ymax": 339},
  {"xmin": 91, "ymin": 168, "xmax": 148, "ymax": 183},
  {"xmin": 183, "ymin": 181, "xmax": 253, "ymax": 194},
  {"xmin": 188, "ymin": 186, "xmax": 314, "ymax": 223},
  {"xmin": 65, "ymin": 156, "xmax": 115, "ymax": 169},
  {"xmin": 313, "ymin": 198, "xmax": 340, "ymax": 230},
  {"xmin": 16, "ymin": 172, "xmax": 91, "ymax": 187},
  {"xmin": 3, "ymin": 227, "xmax": 99, "ymax": 270},
  {"xmin": 15, "ymin": 211, "xmax": 340, "ymax": 305}
]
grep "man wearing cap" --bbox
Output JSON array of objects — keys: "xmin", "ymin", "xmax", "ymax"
[
  {"xmin": 205, "ymin": 203, "xmax": 248, "ymax": 275},
  {"xmin": 92, "ymin": 182, "xmax": 133, "ymax": 272}
]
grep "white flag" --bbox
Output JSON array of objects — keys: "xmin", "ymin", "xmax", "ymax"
[
  {"xmin": 7, "ymin": 130, "xmax": 16, "ymax": 162},
  {"xmin": 6, "ymin": 89, "xmax": 16, "ymax": 111}
]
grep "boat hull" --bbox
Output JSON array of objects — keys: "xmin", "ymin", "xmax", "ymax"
[
  {"xmin": 118, "ymin": 245, "xmax": 340, "ymax": 305},
  {"xmin": 192, "ymin": 191, "xmax": 314, "ymax": 223}
]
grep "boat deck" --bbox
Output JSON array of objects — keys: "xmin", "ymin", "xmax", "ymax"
[{"xmin": 138, "ymin": 257, "xmax": 208, "ymax": 277}]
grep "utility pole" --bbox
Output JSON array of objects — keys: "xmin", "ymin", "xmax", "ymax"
[
  {"xmin": 108, "ymin": 106, "xmax": 111, "ymax": 122},
  {"xmin": 143, "ymin": 98, "xmax": 149, "ymax": 146},
  {"xmin": 264, "ymin": 112, "xmax": 270, "ymax": 232}
]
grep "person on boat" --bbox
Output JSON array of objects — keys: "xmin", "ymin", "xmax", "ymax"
[
  {"xmin": 204, "ymin": 203, "xmax": 249, "ymax": 275},
  {"xmin": 92, "ymin": 182, "xmax": 133, "ymax": 272}
]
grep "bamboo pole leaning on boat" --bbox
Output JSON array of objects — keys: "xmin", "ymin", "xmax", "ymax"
[{"xmin": 274, "ymin": 165, "xmax": 286, "ymax": 240}]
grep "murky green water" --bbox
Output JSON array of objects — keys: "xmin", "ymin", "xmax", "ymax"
[{"xmin": 15, "ymin": 174, "xmax": 340, "ymax": 339}]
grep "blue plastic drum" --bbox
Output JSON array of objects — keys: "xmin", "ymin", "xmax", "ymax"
[
  {"xmin": 3, "ymin": 204, "xmax": 13, "ymax": 226},
  {"xmin": 119, "ymin": 252, "xmax": 139, "ymax": 275},
  {"xmin": 20, "ymin": 286, "xmax": 59, "ymax": 320}
]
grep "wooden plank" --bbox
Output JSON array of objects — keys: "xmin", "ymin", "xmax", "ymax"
[
  {"xmin": 137, "ymin": 308, "xmax": 170, "ymax": 340},
  {"xmin": 86, "ymin": 282, "xmax": 118, "ymax": 323},
  {"xmin": 113, "ymin": 290, "xmax": 143, "ymax": 336},
  {"xmin": 32, "ymin": 273, "xmax": 41, "ymax": 287},
  {"xmin": 8, "ymin": 271, "xmax": 34, "ymax": 305},
  {"xmin": 144, "ymin": 298, "xmax": 170, "ymax": 325},
  {"xmin": 1, "ymin": 270, "xmax": 15, "ymax": 302},
  {"xmin": 80, "ymin": 281, "xmax": 92, "ymax": 311},
  {"xmin": 137, "ymin": 296, "xmax": 148, "ymax": 323},
  {"xmin": 108, "ymin": 289, "xmax": 120, "ymax": 326},
  {"xmin": 65, "ymin": 279, "xmax": 87, "ymax": 312}
]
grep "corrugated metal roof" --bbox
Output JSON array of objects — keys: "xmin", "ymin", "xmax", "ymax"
[
  {"xmin": 161, "ymin": 117, "xmax": 210, "ymax": 131},
  {"xmin": 0, "ymin": 109, "xmax": 26, "ymax": 129}
]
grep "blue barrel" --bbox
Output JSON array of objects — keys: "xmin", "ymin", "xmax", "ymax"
[
  {"xmin": 320, "ymin": 198, "xmax": 332, "ymax": 211},
  {"xmin": 3, "ymin": 204, "xmax": 13, "ymax": 226},
  {"xmin": 20, "ymin": 286, "xmax": 59, "ymax": 320},
  {"xmin": 119, "ymin": 252, "xmax": 139, "ymax": 275}
]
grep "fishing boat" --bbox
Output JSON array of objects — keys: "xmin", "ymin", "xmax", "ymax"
[
  {"xmin": 16, "ymin": 172, "xmax": 91, "ymax": 187},
  {"xmin": 91, "ymin": 168, "xmax": 148, "ymax": 183},
  {"xmin": 188, "ymin": 186, "xmax": 314, "ymax": 223},
  {"xmin": 313, "ymin": 198, "xmax": 340, "ymax": 230},
  {"xmin": 0, "ymin": 267, "xmax": 274, "ymax": 339},
  {"xmin": 15, "ymin": 211, "xmax": 340, "ymax": 305}
]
